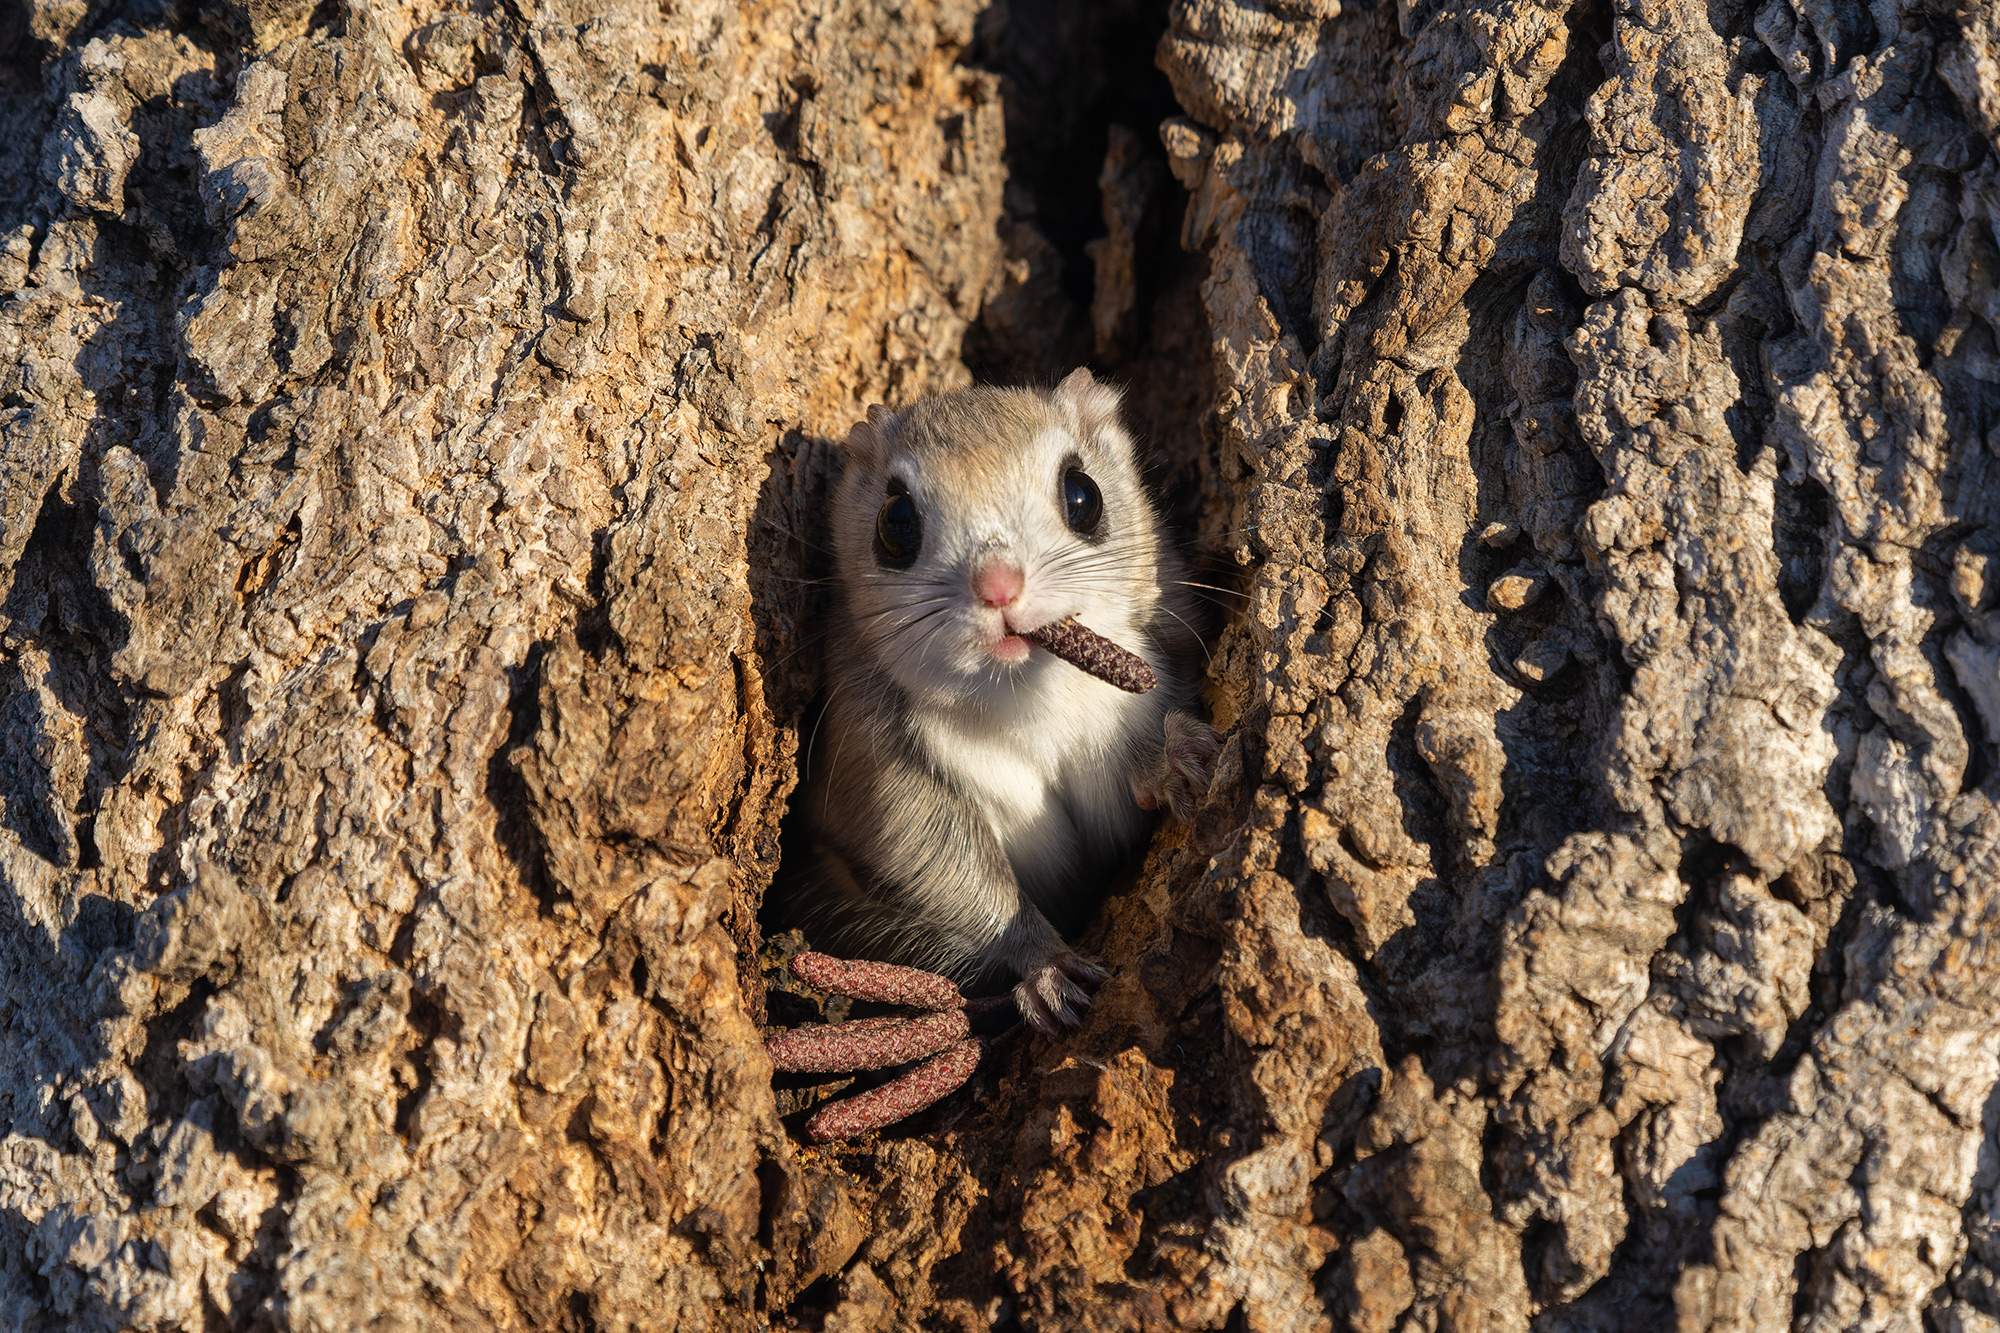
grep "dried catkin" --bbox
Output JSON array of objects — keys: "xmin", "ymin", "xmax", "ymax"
[
  {"xmin": 787, "ymin": 952, "xmax": 964, "ymax": 1009},
  {"xmin": 766, "ymin": 1009, "xmax": 969, "ymax": 1073},
  {"xmin": 805, "ymin": 1038, "xmax": 984, "ymax": 1142},
  {"xmin": 1023, "ymin": 618, "xmax": 1158, "ymax": 693}
]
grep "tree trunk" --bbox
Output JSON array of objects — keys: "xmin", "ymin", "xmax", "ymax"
[{"xmin": 0, "ymin": 0, "xmax": 1995, "ymax": 1327}]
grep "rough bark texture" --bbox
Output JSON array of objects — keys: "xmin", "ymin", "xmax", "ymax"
[{"xmin": 0, "ymin": 0, "xmax": 1995, "ymax": 1329}]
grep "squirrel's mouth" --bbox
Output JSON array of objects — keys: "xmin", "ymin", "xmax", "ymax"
[{"xmin": 990, "ymin": 633, "xmax": 1031, "ymax": 665}]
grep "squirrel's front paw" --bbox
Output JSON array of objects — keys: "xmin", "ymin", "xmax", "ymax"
[
  {"xmin": 1133, "ymin": 711, "xmax": 1221, "ymax": 822},
  {"xmin": 1013, "ymin": 951, "xmax": 1108, "ymax": 1034}
]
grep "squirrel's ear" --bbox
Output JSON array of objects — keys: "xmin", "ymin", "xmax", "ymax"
[
  {"xmin": 1053, "ymin": 367, "xmax": 1123, "ymax": 435},
  {"xmin": 843, "ymin": 403, "xmax": 897, "ymax": 467}
]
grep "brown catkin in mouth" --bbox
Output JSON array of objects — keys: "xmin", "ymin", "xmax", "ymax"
[
  {"xmin": 766, "ymin": 1009, "xmax": 969, "ymax": 1073},
  {"xmin": 804, "ymin": 1037, "xmax": 984, "ymax": 1142},
  {"xmin": 787, "ymin": 952, "xmax": 964, "ymax": 1009},
  {"xmin": 1022, "ymin": 618, "xmax": 1158, "ymax": 693}
]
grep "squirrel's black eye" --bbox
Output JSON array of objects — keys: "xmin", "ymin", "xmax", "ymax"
[
  {"xmin": 1062, "ymin": 467, "xmax": 1102, "ymax": 536},
  {"xmin": 875, "ymin": 483, "xmax": 922, "ymax": 569}
]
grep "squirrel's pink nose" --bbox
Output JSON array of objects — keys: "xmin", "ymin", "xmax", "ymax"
[{"xmin": 973, "ymin": 558, "xmax": 1024, "ymax": 608}]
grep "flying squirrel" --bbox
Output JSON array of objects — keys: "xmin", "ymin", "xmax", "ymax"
[{"xmin": 778, "ymin": 368, "xmax": 1220, "ymax": 1033}]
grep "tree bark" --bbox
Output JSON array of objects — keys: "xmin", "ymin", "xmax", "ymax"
[{"xmin": 0, "ymin": 0, "xmax": 1995, "ymax": 1328}]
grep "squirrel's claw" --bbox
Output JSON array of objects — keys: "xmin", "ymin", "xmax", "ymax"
[
  {"xmin": 1162, "ymin": 711, "xmax": 1221, "ymax": 823},
  {"xmin": 1013, "ymin": 951, "xmax": 1107, "ymax": 1033},
  {"xmin": 1133, "ymin": 711, "xmax": 1221, "ymax": 820}
]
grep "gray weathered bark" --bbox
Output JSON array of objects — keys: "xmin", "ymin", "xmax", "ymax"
[{"xmin": 0, "ymin": 0, "xmax": 1994, "ymax": 1329}]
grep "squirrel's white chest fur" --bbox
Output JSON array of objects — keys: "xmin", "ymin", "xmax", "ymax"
[{"xmin": 912, "ymin": 655, "xmax": 1161, "ymax": 902}]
